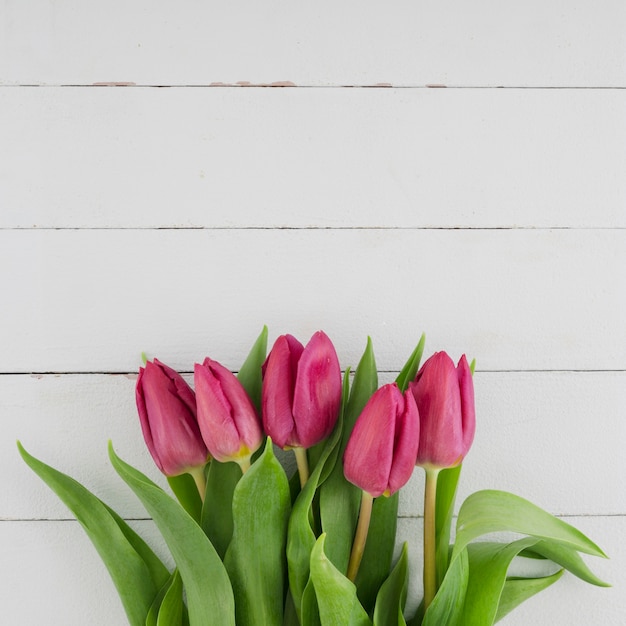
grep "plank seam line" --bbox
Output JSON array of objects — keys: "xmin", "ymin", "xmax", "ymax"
[
  {"xmin": 1, "ymin": 227, "xmax": 625, "ymax": 232},
  {"xmin": 1, "ymin": 84, "xmax": 625, "ymax": 90}
]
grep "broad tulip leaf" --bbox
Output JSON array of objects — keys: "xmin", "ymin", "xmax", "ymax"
[
  {"xmin": 461, "ymin": 538, "xmax": 540, "ymax": 625},
  {"xmin": 453, "ymin": 490, "xmax": 607, "ymax": 561},
  {"xmin": 420, "ymin": 547, "xmax": 469, "ymax": 626},
  {"xmin": 108, "ymin": 443, "xmax": 236, "ymax": 626},
  {"xmin": 18, "ymin": 443, "xmax": 169, "ymax": 626},
  {"xmin": 373, "ymin": 543, "xmax": 409, "ymax": 626},
  {"xmin": 495, "ymin": 570, "xmax": 563, "ymax": 622},
  {"xmin": 523, "ymin": 540, "xmax": 610, "ymax": 587},
  {"xmin": 310, "ymin": 535, "xmax": 372, "ymax": 626},
  {"xmin": 223, "ymin": 438, "xmax": 291, "ymax": 626},
  {"xmin": 320, "ymin": 337, "xmax": 378, "ymax": 572},
  {"xmin": 395, "ymin": 333, "xmax": 426, "ymax": 392},
  {"xmin": 201, "ymin": 460, "xmax": 242, "ymax": 558},
  {"xmin": 145, "ymin": 570, "xmax": 185, "ymax": 626},
  {"xmin": 286, "ymin": 381, "xmax": 347, "ymax": 621},
  {"xmin": 236, "ymin": 325, "xmax": 268, "ymax": 413},
  {"xmin": 167, "ymin": 473, "xmax": 202, "ymax": 523},
  {"xmin": 301, "ymin": 579, "xmax": 322, "ymax": 626},
  {"xmin": 434, "ymin": 464, "xmax": 462, "ymax": 586},
  {"xmin": 355, "ymin": 492, "xmax": 399, "ymax": 613}
]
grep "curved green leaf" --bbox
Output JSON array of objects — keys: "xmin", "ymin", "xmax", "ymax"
[
  {"xmin": 236, "ymin": 325, "xmax": 268, "ymax": 412},
  {"xmin": 395, "ymin": 333, "xmax": 426, "ymax": 392},
  {"xmin": 434, "ymin": 464, "xmax": 462, "ymax": 587},
  {"xmin": 108, "ymin": 443, "xmax": 235, "ymax": 626},
  {"xmin": 453, "ymin": 490, "xmax": 607, "ymax": 560},
  {"xmin": 461, "ymin": 538, "xmax": 540, "ymax": 625},
  {"xmin": 373, "ymin": 543, "xmax": 409, "ymax": 626},
  {"xmin": 301, "ymin": 579, "xmax": 322, "ymax": 626},
  {"xmin": 18, "ymin": 442, "xmax": 169, "ymax": 626},
  {"xmin": 223, "ymin": 438, "xmax": 291, "ymax": 626},
  {"xmin": 495, "ymin": 570, "xmax": 563, "ymax": 623},
  {"xmin": 421, "ymin": 547, "xmax": 469, "ymax": 626},
  {"xmin": 310, "ymin": 535, "xmax": 372, "ymax": 626},
  {"xmin": 145, "ymin": 570, "xmax": 185, "ymax": 626}
]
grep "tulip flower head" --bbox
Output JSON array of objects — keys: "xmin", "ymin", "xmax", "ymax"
[
  {"xmin": 194, "ymin": 357, "xmax": 263, "ymax": 470},
  {"xmin": 262, "ymin": 331, "xmax": 342, "ymax": 450},
  {"xmin": 343, "ymin": 383, "xmax": 420, "ymax": 498},
  {"xmin": 409, "ymin": 352, "xmax": 475, "ymax": 470},
  {"xmin": 136, "ymin": 358, "xmax": 209, "ymax": 477}
]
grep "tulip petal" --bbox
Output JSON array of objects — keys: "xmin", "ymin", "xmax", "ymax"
[
  {"xmin": 387, "ymin": 391, "xmax": 420, "ymax": 495},
  {"xmin": 262, "ymin": 335, "xmax": 303, "ymax": 448},
  {"xmin": 456, "ymin": 355, "xmax": 476, "ymax": 457},
  {"xmin": 292, "ymin": 331, "xmax": 342, "ymax": 449}
]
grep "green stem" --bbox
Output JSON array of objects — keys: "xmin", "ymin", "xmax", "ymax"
[
  {"xmin": 346, "ymin": 490, "xmax": 374, "ymax": 582},
  {"xmin": 423, "ymin": 468, "xmax": 440, "ymax": 611},
  {"xmin": 236, "ymin": 456, "xmax": 251, "ymax": 475},
  {"xmin": 188, "ymin": 466, "xmax": 207, "ymax": 503},
  {"xmin": 293, "ymin": 447, "xmax": 310, "ymax": 488}
]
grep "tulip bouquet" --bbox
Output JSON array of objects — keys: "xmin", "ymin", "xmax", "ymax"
[{"xmin": 18, "ymin": 328, "xmax": 608, "ymax": 626}]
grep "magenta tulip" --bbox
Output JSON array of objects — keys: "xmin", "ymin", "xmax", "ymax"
[
  {"xmin": 343, "ymin": 383, "xmax": 420, "ymax": 498},
  {"xmin": 262, "ymin": 331, "xmax": 342, "ymax": 449},
  {"xmin": 136, "ymin": 359, "xmax": 209, "ymax": 477},
  {"xmin": 409, "ymin": 352, "xmax": 475, "ymax": 470},
  {"xmin": 194, "ymin": 357, "xmax": 263, "ymax": 468}
]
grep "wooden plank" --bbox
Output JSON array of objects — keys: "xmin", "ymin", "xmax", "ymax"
[
  {"xmin": 1, "ymin": 87, "xmax": 625, "ymax": 228},
  {"xmin": 5, "ymin": 371, "xmax": 625, "ymax": 520},
  {"xmin": 1, "ymin": 229, "xmax": 624, "ymax": 372},
  {"xmin": 1, "ymin": 1, "xmax": 624, "ymax": 87},
  {"xmin": 4, "ymin": 515, "xmax": 620, "ymax": 625}
]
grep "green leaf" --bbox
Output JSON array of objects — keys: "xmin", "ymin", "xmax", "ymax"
[
  {"xmin": 453, "ymin": 490, "xmax": 607, "ymax": 561},
  {"xmin": 420, "ymin": 547, "xmax": 469, "ymax": 626},
  {"xmin": 320, "ymin": 338, "xmax": 378, "ymax": 572},
  {"xmin": 395, "ymin": 333, "xmax": 426, "ymax": 392},
  {"xmin": 301, "ymin": 579, "xmax": 322, "ymax": 626},
  {"xmin": 108, "ymin": 443, "xmax": 235, "ymax": 626},
  {"xmin": 523, "ymin": 540, "xmax": 610, "ymax": 587},
  {"xmin": 237, "ymin": 325, "xmax": 268, "ymax": 412},
  {"xmin": 167, "ymin": 473, "xmax": 203, "ymax": 523},
  {"xmin": 286, "ymin": 388, "xmax": 346, "ymax": 621},
  {"xmin": 146, "ymin": 570, "xmax": 185, "ymax": 626},
  {"xmin": 461, "ymin": 538, "xmax": 540, "ymax": 625},
  {"xmin": 373, "ymin": 543, "xmax": 409, "ymax": 626},
  {"xmin": 201, "ymin": 460, "xmax": 242, "ymax": 558},
  {"xmin": 310, "ymin": 535, "xmax": 372, "ymax": 626},
  {"xmin": 223, "ymin": 438, "xmax": 291, "ymax": 626},
  {"xmin": 355, "ymin": 492, "xmax": 399, "ymax": 613},
  {"xmin": 434, "ymin": 464, "xmax": 462, "ymax": 586},
  {"xmin": 495, "ymin": 570, "xmax": 563, "ymax": 623},
  {"xmin": 18, "ymin": 442, "xmax": 170, "ymax": 626}
]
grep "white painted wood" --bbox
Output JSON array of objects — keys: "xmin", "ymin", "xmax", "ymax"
[
  {"xmin": 1, "ymin": 1, "xmax": 624, "ymax": 87},
  {"xmin": 4, "ymin": 516, "xmax": 620, "ymax": 625},
  {"xmin": 1, "ymin": 87, "xmax": 625, "ymax": 229},
  {"xmin": 1, "ymin": 229, "xmax": 624, "ymax": 373},
  {"xmin": 5, "ymin": 371, "xmax": 624, "ymax": 520}
]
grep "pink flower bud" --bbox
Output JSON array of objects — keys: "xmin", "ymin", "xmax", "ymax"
[
  {"xmin": 194, "ymin": 358, "xmax": 263, "ymax": 464},
  {"xmin": 136, "ymin": 359, "xmax": 209, "ymax": 477},
  {"xmin": 343, "ymin": 383, "xmax": 420, "ymax": 498},
  {"xmin": 262, "ymin": 331, "xmax": 342, "ymax": 449},
  {"xmin": 409, "ymin": 352, "xmax": 475, "ymax": 470}
]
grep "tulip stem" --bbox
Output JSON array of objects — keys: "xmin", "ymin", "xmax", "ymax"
[
  {"xmin": 188, "ymin": 466, "xmax": 207, "ymax": 503},
  {"xmin": 293, "ymin": 447, "xmax": 310, "ymax": 489},
  {"xmin": 423, "ymin": 467, "xmax": 440, "ymax": 611},
  {"xmin": 237, "ymin": 456, "xmax": 251, "ymax": 475},
  {"xmin": 347, "ymin": 490, "xmax": 374, "ymax": 582}
]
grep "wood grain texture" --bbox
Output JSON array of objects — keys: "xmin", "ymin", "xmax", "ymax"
[
  {"xmin": 2, "ymin": 229, "xmax": 623, "ymax": 373},
  {"xmin": 1, "ymin": 1, "xmax": 624, "ymax": 87},
  {"xmin": 2, "ymin": 87, "xmax": 625, "ymax": 229}
]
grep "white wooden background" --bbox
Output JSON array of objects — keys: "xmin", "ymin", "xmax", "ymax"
[{"xmin": 2, "ymin": 2, "xmax": 625, "ymax": 624}]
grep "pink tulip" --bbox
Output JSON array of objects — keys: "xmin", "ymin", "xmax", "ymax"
[
  {"xmin": 136, "ymin": 359, "xmax": 209, "ymax": 477},
  {"xmin": 262, "ymin": 331, "xmax": 342, "ymax": 449},
  {"xmin": 194, "ymin": 358, "xmax": 263, "ymax": 466},
  {"xmin": 343, "ymin": 383, "xmax": 420, "ymax": 498},
  {"xmin": 409, "ymin": 352, "xmax": 475, "ymax": 469}
]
